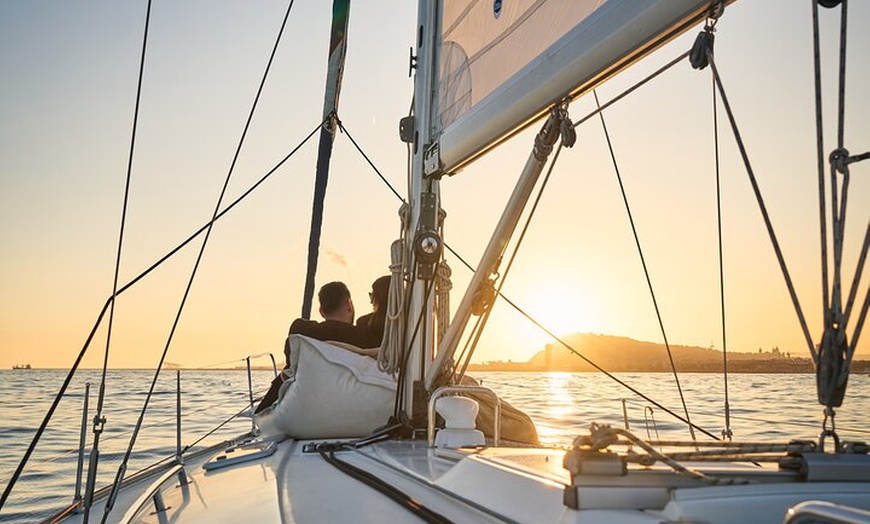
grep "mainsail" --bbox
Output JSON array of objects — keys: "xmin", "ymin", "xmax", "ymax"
[
  {"xmin": 426, "ymin": 0, "xmax": 732, "ymax": 386},
  {"xmin": 430, "ymin": 0, "xmax": 727, "ymax": 175}
]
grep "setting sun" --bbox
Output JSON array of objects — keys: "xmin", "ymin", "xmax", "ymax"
[{"xmin": 512, "ymin": 284, "xmax": 600, "ymax": 351}]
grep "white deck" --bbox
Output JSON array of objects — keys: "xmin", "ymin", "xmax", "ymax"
[{"xmin": 59, "ymin": 436, "xmax": 870, "ymax": 524}]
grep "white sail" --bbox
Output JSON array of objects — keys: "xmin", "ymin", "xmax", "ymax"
[{"xmin": 432, "ymin": 0, "xmax": 726, "ymax": 174}]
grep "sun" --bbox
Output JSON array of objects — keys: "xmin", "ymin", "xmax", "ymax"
[{"xmin": 512, "ymin": 284, "xmax": 598, "ymax": 350}]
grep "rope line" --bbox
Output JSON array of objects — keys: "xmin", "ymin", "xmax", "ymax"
[
  {"xmin": 812, "ymin": 0, "xmax": 832, "ymax": 326},
  {"xmin": 319, "ymin": 449, "xmax": 454, "ymax": 524},
  {"xmin": 572, "ymin": 51, "xmax": 690, "ymax": 129},
  {"xmin": 572, "ymin": 424, "xmax": 746, "ymax": 485},
  {"xmin": 392, "ymin": 274, "xmax": 438, "ymax": 420},
  {"xmin": 592, "ymin": 89, "xmax": 697, "ymax": 442},
  {"xmin": 339, "ymin": 121, "xmax": 405, "ymax": 202},
  {"xmin": 845, "ymin": 222, "xmax": 869, "ymax": 333},
  {"xmin": 707, "ymin": 54, "xmax": 817, "ymax": 360},
  {"xmin": 80, "ymin": 4, "xmax": 153, "ymax": 522},
  {"xmin": 711, "ymin": 62, "xmax": 732, "ymax": 441},
  {"xmin": 100, "ymin": 2, "xmax": 299, "ymax": 519},
  {"xmin": 182, "ymin": 404, "xmax": 256, "ymax": 453}
]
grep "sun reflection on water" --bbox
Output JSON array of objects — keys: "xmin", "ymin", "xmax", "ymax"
[{"xmin": 545, "ymin": 372, "xmax": 575, "ymax": 419}]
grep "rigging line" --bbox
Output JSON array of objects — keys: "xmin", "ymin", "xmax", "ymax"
[
  {"xmin": 0, "ymin": 299, "xmax": 111, "ymax": 510},
  {"xmin": 844, "ymin": 222, "xmax": 869, "ymax": 328},
  {"xmin": 830, "ymin": 1, "xmax": 850, "ymax": 342},
  {"xmin": 453, "ymin": 313, "xmax": 484, "ymax": 379},
  {"xmin": 193, "ymin": 358, "xmax": 246, "ymax": 369},
  {"xmin": 708, "ymin": 55, "xmax": 817, "ymax": 362},
  {"xmin": 115, "ymin": 118, "xmax": 324, "ymax": 299},
  {"xmin": 99, "ymin": 0, "xmax": 152, "ymax": 402},
  {"xmin": 43, "ymin": 391, "xmax": 258, "ymax": 465},
  {"xmin": 101, "ymin": 2, "xmax": 298, "ymax": 520},
  {"xmin": 592, "ymin": 89, "xmax": 697, "ymax": 442},
  {"xmin": 420, "ymin": 288, "xmax": 428, "ymax": 381},
  {"xmin": 392, "ymin": 274, "xmax": 437, "ymax": 420},
  {"xmin": 624, "ymin": 395, "xmax": 870, "ymax": 434},
  {"xmin": 457, "ymin": 142, "xmax": 566, "ymax": 381},
  {"xmin": 338, "ymin": 121, "xmax": 405, "ymax": 202},
  {"xmin": 812, "ymin": 1, "xmax": 831, "ymax": 323},
  {"xmin": 0, "ymin": 120, "xmax": 323, "ymax": 513},
  {"xmin": 836, "ymin": 0, "xmax": 848, "ymax": 150},
  {"xmin": 454, "ymin": 305, "xmax": 485, "ymax": 379},
  {"xmin": 80, "ymin": 3, "xmax": 153, "ymax": 522},
  {"xmin": 572, "ymin": 51, "xmax": 690, "ymax": 129},
  {"xmin": 830, "ymin": 152, "xmax": 846, "ymax": 326},
  {"xmin": 712, "ymin": 68, "xmax": 732, "ymax": 441},
  {"xmin": 182, "ymin": 403, "xmax": 254, "ymax": 453},
  {"xmin": 391, "ymin": 275, "xmax": 418, "ymax": 418},
  {"xmin": 501, "ymin": 292, "xmax": 717, "ymax": 440},
  {"xmin": 851, "ymin": 283, "xmax": 868, "ymax": 355},
  {"xmin": 441, "ymin": 242, "xmax": 717, "ymax": 440}
]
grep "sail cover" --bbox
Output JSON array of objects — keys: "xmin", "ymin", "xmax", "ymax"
[{"xmin": 432, "ymin": 0, "xmax": 722, "ymax": 174}]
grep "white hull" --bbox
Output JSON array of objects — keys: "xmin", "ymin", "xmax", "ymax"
[{"xmin": 58, "ymin": 435, "xmax": 870, "ymax": 523}]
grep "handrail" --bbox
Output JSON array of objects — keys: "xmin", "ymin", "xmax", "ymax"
[
  {"xmin": 428, "ymin": 385, "xmax": 500, "ymax": 447},
  {"xmin": 783, "ymin": 500, "xmax": 870, "ymax": 524},
  {"xmin": 119, "ymin": 463, "xmax": 187, "ymax": 524},
  {"xmin": 244, "ymin": 352, "xmax": 278, "ymax": 431}
]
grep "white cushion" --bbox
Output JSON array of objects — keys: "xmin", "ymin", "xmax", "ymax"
[{"xmin": 255, "ymin": 335, "xmax": 396, "ymax": 439}]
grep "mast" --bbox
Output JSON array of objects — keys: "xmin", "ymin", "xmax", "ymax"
[
  {"xmin": 301, "ymin": 0, "xmax": 352, "ymax": 319},
  {"xmin": 402, "ymin": 0, "xmax": 442, "ymax": 422}
]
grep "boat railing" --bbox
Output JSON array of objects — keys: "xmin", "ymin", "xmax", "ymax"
[
  {"xmin": 783, "ymin": 500, "xmax": 870, "ymax": 524},
  {"xmin": 243, "ymin": 352, "xmax": 279, "ymax": 431},
  {"xmin": 428, "ymin": 385, "xmax": 501, "ymax": 447},
  {"xmin": 68, "ymin": 366, "xmax": 255, "ymax": 518}
]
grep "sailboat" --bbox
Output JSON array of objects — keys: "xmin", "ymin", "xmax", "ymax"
[{"xmin": 2, "ymin": 0, "xmax": 869, "ymax": 522}]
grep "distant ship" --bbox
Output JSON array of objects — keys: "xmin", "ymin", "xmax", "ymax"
[{"xmin": 12, "ymin": 364, "xmax": 32, "ymax": 370}]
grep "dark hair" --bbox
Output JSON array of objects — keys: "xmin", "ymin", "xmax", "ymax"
[
  {"xmin": 370, "ymin": 275, "xmax": 391, "ymax": 307},
  {"xmin": 318, "ymin": 281, "xmax": 350, "ymax": 315}
]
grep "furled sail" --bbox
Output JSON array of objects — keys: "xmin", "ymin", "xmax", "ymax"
[
  {"xmin": 302, "ymin": 0, "xmax": 351, "ymax": 319},
  {"xmin": 431, "ymin": 0, "xmax": 725, "ymax": 174}
]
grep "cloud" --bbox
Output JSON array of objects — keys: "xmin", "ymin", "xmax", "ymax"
[{"xmin": 324, "ymin": 246, "xmax": 348, "ymax": 268}]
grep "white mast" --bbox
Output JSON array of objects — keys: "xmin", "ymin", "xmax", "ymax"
[{"xmin": 401, "ymin": 0, "xmax": 442, "ymax": 422}]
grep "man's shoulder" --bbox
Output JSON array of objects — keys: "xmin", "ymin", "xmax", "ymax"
[
  {"xmin": 290, "ymin": 318, "xmax": 354, "ymax": 337},
  {"xmin": 288, "ymin": 318, "xmax": 377, "ymax": 348},
  {"xmin": 289, "ymin": 318, "xmax": 318, "ymax": 334}
]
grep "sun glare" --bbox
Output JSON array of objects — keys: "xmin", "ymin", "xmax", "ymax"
[
  {"xmin": 514, "ymin": 285, "xmax": 598, "ymax": 351},
  {"xmin": 545, "ymin": 372, "xmax": 574, "ymax": 419}
]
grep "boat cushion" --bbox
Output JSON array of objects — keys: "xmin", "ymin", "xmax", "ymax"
[{"xmin": 255, "ymin": 335, "xmax": 396, "ymax": 439}]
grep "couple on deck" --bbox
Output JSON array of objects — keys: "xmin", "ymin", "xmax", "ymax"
[{"xmin": 255, "ymin": 276, "xmax": 390, "ymax": 413}]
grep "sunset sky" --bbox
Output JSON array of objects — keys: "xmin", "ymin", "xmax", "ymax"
[{"xmin": 1, "ymin": 0, "xmax": 868, "ymax": 371}]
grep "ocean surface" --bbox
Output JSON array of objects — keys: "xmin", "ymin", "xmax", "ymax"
[{"xmin": 1, "ymin": 369, "xmax": 868, "ymax": 522}]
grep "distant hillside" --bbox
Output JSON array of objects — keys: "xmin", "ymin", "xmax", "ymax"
[{"xmin": 468, "ymin": 333, "xmax": 869, "ymax": 373}]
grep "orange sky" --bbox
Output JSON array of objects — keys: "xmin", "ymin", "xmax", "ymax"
[{"xmin": 1, "ymin": 1, "xmax": 868, "ymax": 370}]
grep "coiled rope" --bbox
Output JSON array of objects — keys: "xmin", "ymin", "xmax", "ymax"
[
  {"xmin": 572, "ymin": 424, "xmax": 749, "ymax": 485},
  {"xmin": 379, "ymin": 205, "xmax": 409, "ymax": 375}
]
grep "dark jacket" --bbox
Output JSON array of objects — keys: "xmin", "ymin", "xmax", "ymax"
[{"xmin": 284, "ymin": 318, "xmax": 379, "ymax": 367}]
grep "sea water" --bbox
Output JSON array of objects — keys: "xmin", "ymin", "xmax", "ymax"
[{"xmin": 0, "ymin": 369, "xmax": 868, "ymax": 522}]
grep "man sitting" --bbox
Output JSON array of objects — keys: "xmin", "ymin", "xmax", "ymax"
[{"xmin": 255, "ymin": 281, "xmax": 379, "ymax": 413}]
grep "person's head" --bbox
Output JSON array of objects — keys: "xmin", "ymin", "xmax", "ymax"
[
  {"xmin": 318, "ymin": 281, "xmax": 354, "ymax": 323},
  {"xmin": 369, "ymin": 275, "xmax": 391, "ymax": 312}
]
